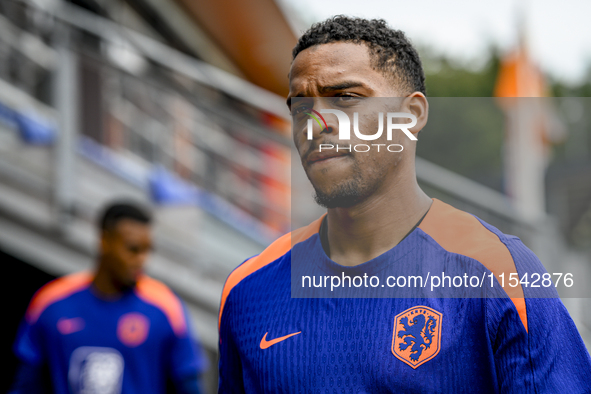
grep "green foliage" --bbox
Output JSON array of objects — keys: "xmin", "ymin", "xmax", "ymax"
[
  {"xmin": 551, "ymin": 67, "xmax": 591, "ymax": 97},
  {"xmin": 420, "ymin": 48, "xmax": 501, "ymax": 98},
  {"xmin": 416, "ymin": 47, "xmax": 590, "ymax": 192},
  {"xmin": 416, "ymin": 47, "xmax": 505, "ymax": 191},
  {"xmin": 417, "ymin": 97, "xmax": 505, "ymax": 191}
]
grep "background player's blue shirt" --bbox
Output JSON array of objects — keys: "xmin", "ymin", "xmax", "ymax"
[
  {"xmin": 12, "ymin": 273, "xmax": 206, "ymax": 394},
  {"xmin": 218, "ymin": 199, "xmax": 591, "ymax": 393}
]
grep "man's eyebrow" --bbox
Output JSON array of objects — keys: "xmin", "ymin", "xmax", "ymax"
[
  {"xmin": 286, "ymin": 81, "xmax": 367, "ymax": 108},
  {"xmin": 319, "ymin": 81, "xmax": 366, "ymax": 93}
]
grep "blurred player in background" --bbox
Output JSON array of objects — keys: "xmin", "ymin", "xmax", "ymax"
[
  {"xmin": 11, "ymin": 202, "xmax": 207, "ymax": 394},
  {"xmin": 218, "ymin": 16, "xmax": 591, "ymax": 392}
]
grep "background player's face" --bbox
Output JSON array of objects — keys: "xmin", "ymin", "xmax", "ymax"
[
  {"xmin": 100, "ymin": 219, "xmax": 153, "ymax": 288},
  {"xmin": 288, "ymin": 42, "xmax": 414, "ymax": 208}
]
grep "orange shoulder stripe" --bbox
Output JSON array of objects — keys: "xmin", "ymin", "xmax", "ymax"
[
  {"xmin": 26, "ymin": 271, "xmax": 93, "ymax": 324},
  {"xmin": 218, "ymin": 216, "xmax": 324, "ymax": 329},
  {"xmin": 135, "ymin": 276, "xmax": 187, "ymax": 337},
  {"xmin": 419, "ymin": 199, "xmax": 528, "ymax": 332}
]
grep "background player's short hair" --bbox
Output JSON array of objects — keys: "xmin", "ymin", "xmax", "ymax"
[
  {"xmin": 98, "ymin": 201, "xmax": 152, "ymax": 232},
  {"xmin": 292, "ymin": 15, "xmax": 426, "ymax": 95}
]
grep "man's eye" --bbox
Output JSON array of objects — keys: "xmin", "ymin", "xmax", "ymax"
[
  {"xmin": 335, "ymin": 95, "xmax": 361, "ymax": 105},
  {"xmin": 291, "ymin": 105, "xmax": 311, "ymax": 116}
]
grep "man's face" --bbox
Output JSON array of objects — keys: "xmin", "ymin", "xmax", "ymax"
[
  {"xmin": 288, "ymin": 42, "xmax": 410, "ymax": 208},
  {"xmin": 100, "ymin": 219, "xmax": 152, "ymax": 288}
]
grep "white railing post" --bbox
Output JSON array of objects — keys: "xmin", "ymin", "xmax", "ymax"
[{"xmin": 53, "ymin": 22, "xmax": 78, "ymax": 231}]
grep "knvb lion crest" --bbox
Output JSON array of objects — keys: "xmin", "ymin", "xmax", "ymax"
[{"xmin": 392, "ymin": 306, "xmax": 442, "ymax": 369}]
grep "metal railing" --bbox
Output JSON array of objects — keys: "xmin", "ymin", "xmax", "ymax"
[
  {"xmin": 0, "ymin": 0, "xmax": 293, "ymax": 243},
  {"xmin": 0, "ymin": 0, "xmax": 546, "ymax": 245}
]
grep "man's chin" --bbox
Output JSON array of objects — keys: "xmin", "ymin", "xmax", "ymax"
[
  {"xmin": 304, "ymin": 155, "xmax": 356, "ymax": 182},
  {"xmin": 313, "ymin": 188, "xmax": 364, "ymax": 209}
]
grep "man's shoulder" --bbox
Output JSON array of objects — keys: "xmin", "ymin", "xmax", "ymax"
[
  {"xmin": 418, "ymin": 199, "xmax": 535, "ymax": 270},
  {"xmin": 218, "ymin": 215, "xmax": 324, "ymax": 327},
  {"xmin": 223, "ymin": 215, "xmax": 324, "ymax": 294},
  {"xmin": 25, "ymin": 271, "xmax": 93, "ymax": 324},
  {"xmin": 419, "ymin": 199, "xmax": 543, "ymax": 332},
  {"xmin": 134, "ymin": 276, "xmax": 188, "ymax": 337}
]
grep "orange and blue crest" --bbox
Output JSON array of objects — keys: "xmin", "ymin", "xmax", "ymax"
[{"xmin": 392, "ymin": 305, "xmax": 442, "ymax": 369}]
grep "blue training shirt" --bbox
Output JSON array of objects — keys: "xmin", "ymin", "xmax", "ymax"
[
  {"xmin": 13, "ymin": 272, "xmax": 206, "ymax": 394},
  {"xmin": 218, "ymin": 199, "xmax": 591, "ymax": 393}
]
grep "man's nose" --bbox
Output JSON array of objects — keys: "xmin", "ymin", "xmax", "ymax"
[
  {"xmin": 304, "ymin": 110, "xmax": 340, "ymax": 140},
  {"xmin": 305, "ymin": 121, "xmax": 337, "ymax": 140}
]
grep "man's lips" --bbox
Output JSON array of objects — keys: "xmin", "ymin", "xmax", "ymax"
[{"xmin": 306, "ymin": 150, "xmax": 350, "ymax": 165}]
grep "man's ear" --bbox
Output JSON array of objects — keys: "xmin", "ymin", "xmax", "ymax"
[{"xmin": 403, "ymin": 92, "xmax": 428, "ymax": 137}]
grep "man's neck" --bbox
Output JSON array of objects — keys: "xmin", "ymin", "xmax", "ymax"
[
  {"xmin": 325, "ymin": 172, "xmax": 432, "ymax": 267},
  {"xmin": 92, "ymin": 263, "xmax": 126, "ymax": 299}
]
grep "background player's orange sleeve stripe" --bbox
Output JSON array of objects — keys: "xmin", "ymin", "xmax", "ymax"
[
  {"xmin": 136, "ymin": 276, "xmax": 187, "ymax": 336},
  {"xmin": 419, "ymin": 199, "xmax": 528, "ymax": 332},
  {"xmin": 218, "ymin": 216, "xmax": 324, "ymax": 329},
  {"xmin": 26, "ymin": 272, "xmax": 93, "ymax": 324}
]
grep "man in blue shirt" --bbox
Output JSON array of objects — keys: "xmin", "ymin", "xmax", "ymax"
[
  {"xmin": 12, "ymin": 202, "xmax": 206, "ymax": 394},
  {"xmin": 218, "ymin": 16, "xmax": 591, "ymax": 392}
]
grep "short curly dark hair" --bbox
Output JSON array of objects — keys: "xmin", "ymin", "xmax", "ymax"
[
  {"xmin": 99, "ymin": 201, "xmax": 151, "ymax": 232},
  {"xmin": 292, "ymin": 16, "xmax": 426, "ymax": 95}
]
